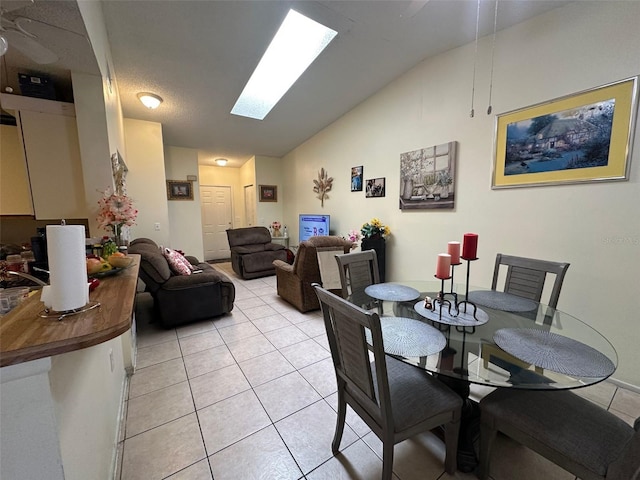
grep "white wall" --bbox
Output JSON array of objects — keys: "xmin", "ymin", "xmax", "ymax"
[
  {"xmin": 124, "ymin": 118, "xmax": 170, "ymax": 245},
  {"xmin": 49, "ymin": 339, "xmax": 125, "ymax": 480},
  {"xmin": 282, "ymin": 2, "xmax": 640, "ymax": 387}
]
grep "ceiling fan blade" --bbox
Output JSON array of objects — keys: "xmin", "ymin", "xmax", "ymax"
[{"xmin": 3, "ymin": 29, "xmax": 58, "ymax": 64}]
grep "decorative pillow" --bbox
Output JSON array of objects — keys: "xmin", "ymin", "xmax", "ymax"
[{"xmin": 163, "ymin": 247, "xmax": 193, "ymax": 276}]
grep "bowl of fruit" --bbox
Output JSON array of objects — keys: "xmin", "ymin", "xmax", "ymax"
[
  {"xmin": 107, "ymin": 252, "xmax": 134, "ymax": 269},
  {"xmin": 86, "ymin": 253, "xmax": 132, "ymax": 277}
]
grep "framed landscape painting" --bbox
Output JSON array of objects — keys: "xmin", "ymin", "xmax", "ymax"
[{"xmin": 492, "ymin": 77, "xmax": 638, "ymax": 188}]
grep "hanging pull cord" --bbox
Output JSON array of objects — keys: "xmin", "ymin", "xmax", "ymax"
[
  {"xmin": 487, "ymin": 0, "xmax": 499, "ymax": 115},
  {"xmin": 470, "ymin": 0, "xmax": 481, "ymax": 118}
]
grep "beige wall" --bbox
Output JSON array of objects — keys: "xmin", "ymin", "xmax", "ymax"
[
  {"xmin": 124, "ymin": 118, "xmax": 170, "ymax": 246},
  {"xmin": 165, "ymin": 146, "xmax": 203, "ymax": 257},
  {"xmin": 282, "ymin": 2, "xmax": 640, "ymax": 387},
  {"xmin": 255, "ymin": 155, "xmax": 284, "ymax": 230}
]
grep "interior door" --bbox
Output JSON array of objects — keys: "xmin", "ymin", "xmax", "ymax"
[
  {"xmin": 244, "ymin": 184, "xmax": 256, "ymax": 226},
  {"xmin": 201, "ymin": 185, "xmax": 232, "ymax": 261}
]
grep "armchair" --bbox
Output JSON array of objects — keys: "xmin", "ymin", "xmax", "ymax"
[
  {"xmin": 273, "ymin": 236, "xmax": 352, "ymax": 312},
  {"xmin": 226, "ymin": 227, "xmax": 287, "ymax": 279},
  {"xmin": 128, "ymin": 238, "xmax": 235, "ymax": 328}
]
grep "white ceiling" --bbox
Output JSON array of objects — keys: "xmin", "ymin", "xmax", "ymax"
[{"xmin": 1, "ymin": 0, "xmax": 572, "ymax": 167}]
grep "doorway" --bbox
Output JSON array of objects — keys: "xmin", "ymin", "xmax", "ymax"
[{"xmin": 200, "ymin": 185, "xmax": 232, "ymax": 261}]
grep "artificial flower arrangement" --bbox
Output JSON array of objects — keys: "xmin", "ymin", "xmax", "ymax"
[
  {"xmin": 96, "ymin": 187, "xmax": 138, "ymax": 239},
  {"xmin": 346, "ymin": 229, "xmax": 361, "ymax": 243},
  {"xmin": 361, "ymin": 218, "xmax": 391, "ymax": 239},
  {"xmin": 271, "ymin": 221, "xmax": 282, "ymax": 236}
]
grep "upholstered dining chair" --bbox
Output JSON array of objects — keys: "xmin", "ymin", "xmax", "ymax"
[
  {"xmin": 335, "ymin": 250, "xmax": 381, "ymax": 311},
  {"xmin": 313, "ymin": 285, "xmax": 463, "ymax": 479},
  {"xmin": 492, "ymin": 253, "xmax": 570, "ymax": 309},
  {"xmin": 479, "ymin": 388, "xmax": 640, "ymax": 480}
]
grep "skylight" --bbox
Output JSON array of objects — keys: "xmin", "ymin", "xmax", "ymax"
[{"xmin": 231, "ymin": 9, "xmax": 337, "ymax": 120}]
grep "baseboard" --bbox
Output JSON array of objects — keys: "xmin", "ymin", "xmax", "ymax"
[
  {"xmin": 608, "ymin": 376, "xmax": 640, "ymax": 394},
  {"xmin": 207, "ymin": 258, "xmax": 231, "ymax": 264}
]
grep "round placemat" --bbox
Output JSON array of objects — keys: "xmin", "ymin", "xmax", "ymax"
[
  {"xmin": 493, "ymin": 328, "xmax": 616, "ymax": 378},
  {"xmin": 372, "ymin": 317, "xmax": 446, "ymax": 357},
  {"xmin": 467, "ymin": 290, "xmax": 538, "ymax": 312},
  {"xmin": 365, "ymin": 283, "xmax": 420, "ymax": 302},
  {"xmin": 414, "ymin": 301, "xmax": 489, "ymax": 326}
]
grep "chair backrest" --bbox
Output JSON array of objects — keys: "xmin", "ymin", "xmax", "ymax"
[
  {"xmin": 313, "ymin": 285, "xmax": 392, "ymax": 429},
  {"xmin": 292, "ymin": 236, "xmax": 352, "ymax": 278},
  {"xmin": 335, "ymin": 250, "xmax": 381, "ymax": 309},
  {"xmin": 491, "ymin": 253, "xmax": 570, "ymax": 308},
  {"xmin": 316, "ymin": 246, "xmax": 346, "ymax": 291}
]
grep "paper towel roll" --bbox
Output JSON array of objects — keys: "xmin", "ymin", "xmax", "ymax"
[{"xmin": 46, "ymin": 225, "xmax": 89, "ymax": 311}]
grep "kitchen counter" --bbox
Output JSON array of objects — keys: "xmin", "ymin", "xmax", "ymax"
[{"xmin": 0, "ymin": 254, "xmax": 139, "ymax": 367}]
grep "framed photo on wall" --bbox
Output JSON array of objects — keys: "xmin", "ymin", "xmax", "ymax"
[
  {"xmin": 365, "ymin": 177, "xmax": 385, "ymax": 197},
  {"xmin": 167, "ymin": 180, "xmax": 194, "ymax": 200},
  {"xmin": 493, "ymin": 76, "xmax": 638, "ymax": 188},
  {"xmin": 259, "ymin": 184, "xmax": 277, "ymax": 202},
  {"xmin": 351, "ymin": 166, "xmax": 363, "ymax": 191}
]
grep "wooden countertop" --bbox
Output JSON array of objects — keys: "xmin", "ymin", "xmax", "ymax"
[{"xmin": 0, "ymin": 255, "xmax": 140, "ymax": 367}]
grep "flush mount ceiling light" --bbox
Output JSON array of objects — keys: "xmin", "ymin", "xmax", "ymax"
[
  {"xmin": 137, "ymin": 92, "xmax": 163, "ymax": 109},
  {"xmin": 215, "ymin": 158, "xmax": 228, "ymax": 166},
  {"xmin": 231, "ymin": 9, "xmax": 337, "ymax": 120}
]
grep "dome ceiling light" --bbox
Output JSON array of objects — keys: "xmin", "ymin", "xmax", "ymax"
[{"xmin": 137, "ymin": 92, "xmax": 163, "ymax": 109}]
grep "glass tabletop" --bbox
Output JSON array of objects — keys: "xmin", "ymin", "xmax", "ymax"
[{"xmin": 375, "ymin": 280, "xmax": 618, "ymax": 390}]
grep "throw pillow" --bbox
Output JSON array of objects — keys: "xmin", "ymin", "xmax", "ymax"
[{"xmin": 163, "ymin": 247, "xmax": 192, "ymax": 276}]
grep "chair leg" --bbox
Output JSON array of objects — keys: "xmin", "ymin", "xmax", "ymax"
[
  {"xmin": 444, "ymin": 420, "xmax": 461, "ymax": 474},
  {"xmin": 478, "ymin": 422, "xmax": 497, "ymax": 480},
  {"xmin": 381, "ymin": 433, "xmax": 394, "ymax": 480},
  {"xmin": 332, "ymin": 390, "xmax": 347, "ymax": 454}
]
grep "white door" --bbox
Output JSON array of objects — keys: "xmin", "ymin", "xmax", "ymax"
[
  {"xmin": 244, "ymin": 184, "xmax": 256, "ymax": 226},
  {"xmin": 201, "ymin": 185, "xmax": 232, "ymax": 261}
]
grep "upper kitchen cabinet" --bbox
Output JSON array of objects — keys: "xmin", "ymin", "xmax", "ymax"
[{"xmin": 1, "ymin": 94, "xmax": 88, "ymax": 220}]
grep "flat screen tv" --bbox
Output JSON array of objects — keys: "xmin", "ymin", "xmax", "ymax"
[{"xmin": 299, "ymin": 214, "xmax": 330, "ymax": 242}]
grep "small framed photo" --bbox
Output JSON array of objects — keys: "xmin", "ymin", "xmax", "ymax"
[
  {"xmin": 167, "ymin": 180, "xmax": 194, "ymax": 200},
  {"xmin": 366, "ymin": 177, "xmax": 386, "ymax": 197},
  {"xmin": 351, "ymin": 166, "xmax": 363, "ymax": 191},
  {"xmin": 259, "ymin": 184, "xmax": 277, "ymax": 202}
]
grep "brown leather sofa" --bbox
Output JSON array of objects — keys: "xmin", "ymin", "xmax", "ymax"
[
  {"xmin": 273, "ymin": 236, "xmax": 353, "ymax": 312},
  {"xmin": 128, "ymin": 238, "xmax": 235, "ymax": 328},
  {"xmin": 226, "ymin": 226, "xmax": 287, "ymax": 279}
]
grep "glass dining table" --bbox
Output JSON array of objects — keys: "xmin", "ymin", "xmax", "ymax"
[{"xmin": 361, "ymin": 280, "xmax": 618, "ymax": 471}]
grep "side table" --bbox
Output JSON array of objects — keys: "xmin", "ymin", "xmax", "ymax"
[{"xmin": 271, "ymin": 236, "xmax": 289, "ymax": 248}]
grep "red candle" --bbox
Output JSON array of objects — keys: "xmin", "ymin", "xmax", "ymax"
[
  {"xmin": 447, "ymin": 241, "xmax": 461, "ymax": 264},
  {"xmin": 462, "ymin": 233, "xmax": 478, "ymax": 260},
  {"xmin": 435, "ymin": 253, "xmax": 452, "ymax": 279}
]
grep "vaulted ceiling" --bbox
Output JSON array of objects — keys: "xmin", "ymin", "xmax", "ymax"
[{"xmin": 1, "ymin": 0, "xmax": 571, "ymax": 166}]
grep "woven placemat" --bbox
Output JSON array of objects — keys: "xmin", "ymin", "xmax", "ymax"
[
  {"xmin": 365, "ymin": 283, "xmax": 420, "ymax": 302},
  {"xmin": 493, "ymin": 328, "xmax": 616, "ymax": 378},
  {"xmin": 370, "ymin": 317, "xmax": 446, "ymax": 357},
  {"xmin": 468, "ymin": 290, "xmax": 538, "ymax": 312},
  {"xmin": 414, "ymin": 301, "xmax": 489, "ymax": 326}
]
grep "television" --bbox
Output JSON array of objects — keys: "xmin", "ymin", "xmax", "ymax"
[{"xmin": 299, "ymin": 214, "xmax": 330, "ymax": 242}]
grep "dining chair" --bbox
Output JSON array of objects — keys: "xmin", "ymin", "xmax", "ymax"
[
  {"xmin": 313, "ymin": 285, "xmax": 463, "ymax": 478},
  {"xmin": 492, "ymin": 253, "xmax": 570, "ymax": 308},
  {"xmin": 335, "ymin": 249, "xmax": 381, "ymax": 312},
  {"xmin": 478, "ymin": 388, "xmax": 640, "ymax": 480},
  {"xmin": 315, "ymin": 246, "xmax": 346, "ymax": 292}
]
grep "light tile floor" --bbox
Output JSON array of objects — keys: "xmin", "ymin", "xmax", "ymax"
[{"xmin": 117, "ymin": 262, "xmax": 640, "ymax": 480}]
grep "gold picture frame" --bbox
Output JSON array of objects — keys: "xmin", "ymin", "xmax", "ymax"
[
  {"xmin": 492, "ymin": 77, "xmax": 638, "ymax": 189},
  {"xmin": 167, "ymin": 180, "xmax": 194, "ymax": 200}
]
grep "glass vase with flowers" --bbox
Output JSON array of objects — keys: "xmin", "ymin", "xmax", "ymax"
[{"xmin": 96, "ymin": 187, "xmax": 138, "ymax": 249}]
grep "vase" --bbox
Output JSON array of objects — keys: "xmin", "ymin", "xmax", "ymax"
[
  {"xmin": 272, "ymin": 227, "xmax": 281, "ymax": 237},
  {"xmin": 361, "ymin": 236, "xmax": 386, "ymax": 282},
  {"xmin": 113, "ymin": 225, "xmax": 129, "ymax": 252}
]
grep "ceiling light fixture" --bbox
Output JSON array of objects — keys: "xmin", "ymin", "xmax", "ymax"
[
  {"xmin": 215, "ymin": 158, "xmax": 228, "ymax": 166},
  {"xmin": 231, "ymin": 9, "xmax": 337, "ymax": 120},
  {"xmin": 137, "ymin": 92, "xmax": 163, "ymax": 109}
]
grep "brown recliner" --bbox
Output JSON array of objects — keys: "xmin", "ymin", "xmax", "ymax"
[
  {"xmin": 273, "ymin": 236, "xmax": 353, "ymax": 312},
  {"xmin": 226, "ymin": 226, "xmax": 287, "ymax": 279}
]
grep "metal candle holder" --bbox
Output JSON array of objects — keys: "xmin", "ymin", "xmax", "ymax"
[
  {"xmin": 456, "ymin": 257, "xmax": 480, "ymax": 320},
  {"xmin": 429, "ymin": 275, "xmax": 455, "ymax": 323},
  {"xmin": 444, "ymin": 262, "xmax": 462, "ymax": 304}
]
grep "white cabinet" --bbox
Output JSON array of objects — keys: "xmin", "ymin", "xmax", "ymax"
[{"xmin": 0, "ymin": 94, "xmax": 87, "ymax": 220}]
